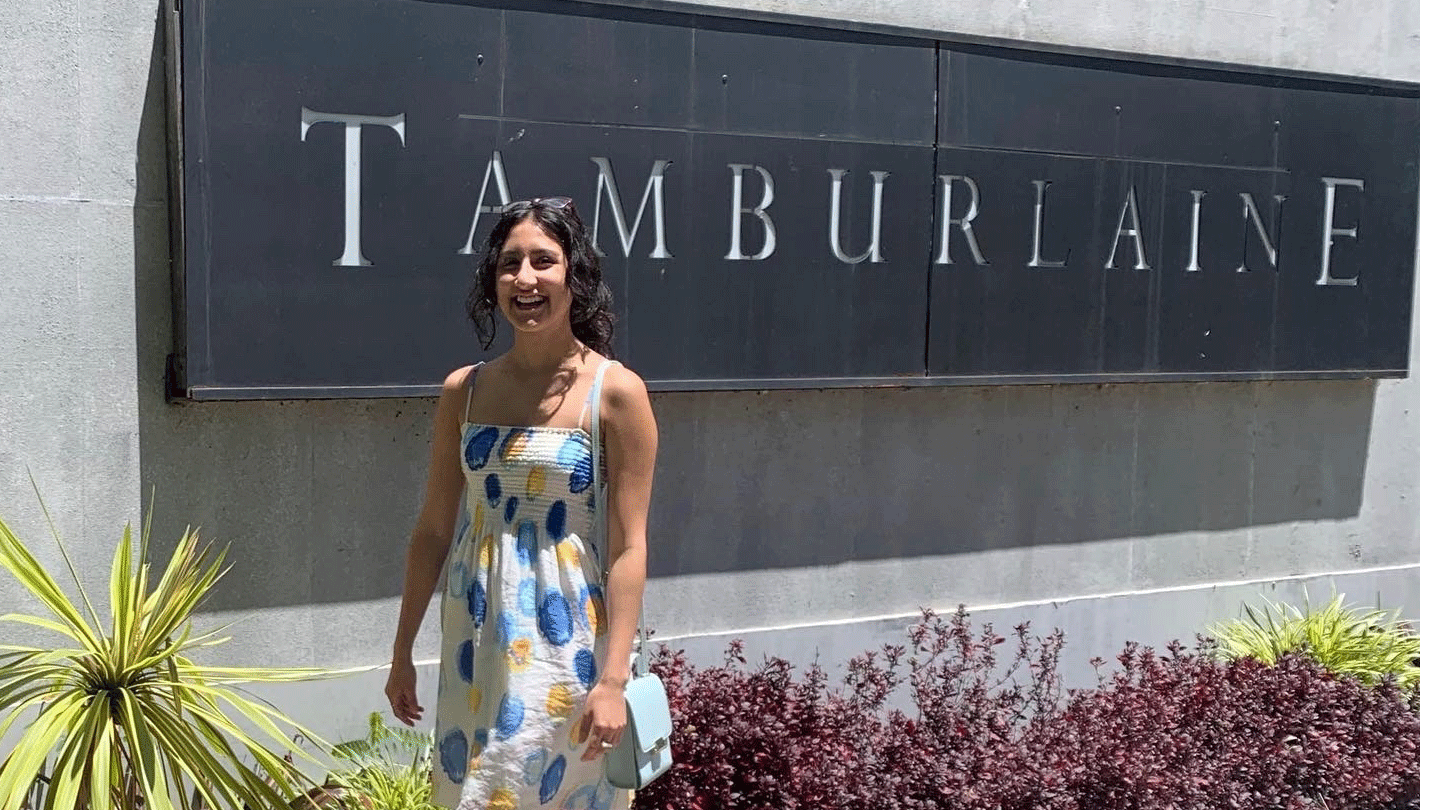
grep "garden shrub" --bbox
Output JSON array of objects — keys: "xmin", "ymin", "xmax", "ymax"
[{"xmin": 635, "ymin": 607, "xmax": 1419, "ymax": 810}]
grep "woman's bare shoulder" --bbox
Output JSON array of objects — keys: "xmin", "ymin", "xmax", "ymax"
[{"xmin": 601, "ymin": 361, "xmax": 650, "ymax": 410}]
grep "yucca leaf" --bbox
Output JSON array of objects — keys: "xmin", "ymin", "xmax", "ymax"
[
  {"xmin": 0, "ymin": 518, "xmax": 103, "ymax": 657},
  {"xmin": 45, "ymin": 690, "xmax": 109, "ymax": 810},
  {"xmin": 88, "ymin": 702, "xmax": 116, "ymax": 810},
  {"xmin": 110, "ymin": 521, "xmax": 137, "ymax": 680},
  {"xmin": 26, "ymin": 475, "xmax": 107, "ymax": 636},
  {"xmin": 117, "ymin": 687, "xmax": 177, "ymax": 810},
  {"xmin": 0, "ymin": 691, "xmax": 88, "ymax": 809}
]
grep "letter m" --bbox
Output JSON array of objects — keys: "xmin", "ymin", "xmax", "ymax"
[{"xmin": 590, "ymin": 157, "xmax": 674, "ymax": 259}]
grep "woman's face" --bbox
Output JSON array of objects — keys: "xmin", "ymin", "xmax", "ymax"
[{"xmin": 495, "ymin": 215, "xmax": 574, "ymax": 337}]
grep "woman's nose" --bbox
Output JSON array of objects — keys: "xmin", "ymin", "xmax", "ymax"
[{"xmin": 515, "ymin": 260, "xmax": 537, "ymax": 286}]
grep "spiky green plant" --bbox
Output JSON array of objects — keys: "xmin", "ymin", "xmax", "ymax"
[
  {"xmin": 1208, "ymin": 588, "xmax": 1419, "ymax": 690},
  {"xmin": 325, "ymin": 712, "xmax": 439, "ymax": 810},
  {"xmin": 0, "ymin": 491, "xmax": 328, "ymax": 810}
]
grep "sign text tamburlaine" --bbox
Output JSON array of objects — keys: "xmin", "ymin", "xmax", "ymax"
[{"xmin": 172, "ymin": 0, "xmax": 1419, "ymax": 399}]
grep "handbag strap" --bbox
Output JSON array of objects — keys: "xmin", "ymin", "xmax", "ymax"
[{"xmin": 589, "ymin": 360, "xmax": 651, "ymax": 676}]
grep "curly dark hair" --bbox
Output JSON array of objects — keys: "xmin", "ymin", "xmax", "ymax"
[{"xmin": 467, "ymin": 200, "xmax": 616, "ymax": 357}]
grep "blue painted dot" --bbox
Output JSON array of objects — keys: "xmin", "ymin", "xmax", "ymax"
[
  {"xmin": 439, "ymin": 728, "xmax": 468, "ymax": 784},
  {"xmin": 573, "ymin": 596, "xmax": 589, "ymax": 632},
  {"xmin": 593, "ymin": 780, "xmax": 617, "ymax": 809},
  {"xmin": 498, "ymin": 611, "xmax": 517, "ymax": 645},
  {"xmin": 547, "ymin": 500, "xmax": 567, "ymax": 540},
  {"xmin": 559, "ymin": 435, "xmax": 592, "ymax": 493},
  {"xmin": 495, "ymin": 694, "xmax": 525, "ymax": 740},
  {"xmin": 517, "ymin": 521, "xmax": 538, "ymax": 566},
  {"xmin": 468, "ymin": 577, "xmax": 487, "ymax": 627},
  {"xmin": 455, "ymin": 509, "xmax": 471, "ymax": 544},
  {"xmin": 473, "ymin": 728, "xmax": 489, "ymax": 748},
  {"xmin": 485, "ymin": 473, "xmax": 502, "ymax": 507},
  {"xmin": 563, "ymin": 786, "xmax": 597, "ymax": 810},
  {"xmin": 540, "ymin": 754, "xmax": 567, "ymax": 804},
  {"xmin": 539, "ymin": 589, "xmax": 574, "ymax": 646},
  {"xmin": 447, "ymin": 559, "xmax": 470, "ymax": 599},
  {"xmin": 505, "ymin": 496, "xmax": 519, "ymax": 525},
  {"xmin": 465, "ymin": 426, "xmax": 499, "ymax": 470},
  {"xmin": 519, "ymin": 578, "xmax": 537, "ymax": 617},
  {"xmin": 457, "ymin": 639, "xmax": 474, "ymax": 683},
  {"xmin": 523, "ymin": 748, "xmax": 548, "ymax": 785},
  {"xmin": 574, "ymin": 649, "xmax": 596, "ymax": 688}
]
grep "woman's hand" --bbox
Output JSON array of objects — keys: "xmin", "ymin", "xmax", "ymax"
[
  {"xmin": 578, "ymin": 680, "xmax": 628, "ymax": 761},
  {"xmin": 385, "ymin": 658, "xmax": 424, "ymax": 727}
]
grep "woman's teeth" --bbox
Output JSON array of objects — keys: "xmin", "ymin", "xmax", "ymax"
[{"xmin": 515, "ymin": 294, "xmax": 546, "ymax": 311}]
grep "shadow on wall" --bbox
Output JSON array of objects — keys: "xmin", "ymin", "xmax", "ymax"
[{"xmin": 131, "ymin": 4, "xmax": 1377, "ymax": 613}]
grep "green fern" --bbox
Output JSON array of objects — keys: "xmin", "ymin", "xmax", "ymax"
[{"xmin": 1208, "ymin": 588, "xmax": 1419, "ymax": 690}]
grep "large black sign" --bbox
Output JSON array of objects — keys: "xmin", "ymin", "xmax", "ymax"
[{"xmin": 172, "ymin": 0, "xmax": 1419, "ymax": 399}]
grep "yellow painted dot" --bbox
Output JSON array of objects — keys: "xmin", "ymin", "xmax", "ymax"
[
  {"xmin": 588, "ymin": 594, "xmax": 608, "ymax": 636},
  {"xmin": 557, "ymin": 542, "xmax": 580, "ymax": 571},
  {"xmin": 569, "ymin": 719, "xmax": 586, "ymax": 748},
  {"xmin": 526, "ymin": 466, "xmax": 547, "ymax": 499},
  {"xmin": 479, "ymin": 533, "xmax": 495, "ymax": 568},
  {"xmin": 508, "ymin": 637, "xmax": 532, "ymax": 672},
  {"xmin": 468, "ymin": 685, "xmax": 483, "ymax": 713},
  {"xmin": 547, "ymin": 684, "xmax": 576, "ymax": 719},
  {"xmin": 501, "ymin": 430, "xmax": 529, "ymax": 461},
  {"xmin": 487, "ymin": 787, "xmax": 518, "ymax": 810}
]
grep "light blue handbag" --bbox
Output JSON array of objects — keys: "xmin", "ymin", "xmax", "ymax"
[{"xmin": 590, "ymin": 362, "xmax": 674, "ymax": 790}]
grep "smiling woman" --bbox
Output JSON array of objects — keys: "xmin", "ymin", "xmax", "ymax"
[
  {"xmin": 467, "ymin": 197, "xmax": 616, "ymax": 358},
  {"xmin": 386, "ymin": 197, "xmax": 658, "ymax": 810}
]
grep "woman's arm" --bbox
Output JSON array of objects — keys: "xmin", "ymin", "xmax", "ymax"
[
  {"xmin": 579, "ymin": 363, "xmax": 658, "ymax": 759},
  {"xmin": 598, "ymin": 364, "xmax": 658, "ymax": 686},
  {"xmin": 386, "ymin": 365, "xmax": 470, "ymax": 725}
]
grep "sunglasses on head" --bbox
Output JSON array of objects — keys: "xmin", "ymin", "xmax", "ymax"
[{"xmin": 500, "ymin": 196, "xmax": 576, "ymax": 215}]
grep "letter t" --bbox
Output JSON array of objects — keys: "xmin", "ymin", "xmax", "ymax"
[{"xmin": 301, "ymin": 108, "xmax": 407, "ymax": 267}]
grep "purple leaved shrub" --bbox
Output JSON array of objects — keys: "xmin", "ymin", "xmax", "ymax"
[{"xmin": 635, "ymin": 607, "xmax": 1418, "ymax": 810}]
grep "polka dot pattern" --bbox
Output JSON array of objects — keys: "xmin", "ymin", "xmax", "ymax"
[
  {"xmin": 546, "ymin": 500, "xmax": 567, "ymax": 540},
  {"xmin": 523, "ymin": 749, "xmax": 548, "ymax": 785},
  {"xmin": 527, "ymin": 466, "xmax": 547, "ymax": 500},
  {"xmin": 439, "ymin": 728, "xmax": 468, "ymax": 784},
  {"xmin": 495, "ymin": 693, "xmax": 525, "ymax": 740},
  {"xmin": 485, "ymin": 473, "xmax": 502, "ymax": 508},
  {"xmin": 573, "ymin": 649, "xmax": 596, "ymax": 689},
  {"xmin": 518, "ymin": 578, "xmax": 537, "ymax": 617},
  {"xmin": 433, "ymin": 375, "xmax": 617, "ymax": 808},
  {"xmin": 540, "ymin": 755, "xmax": 567, "ymax": 804},
  {"xmin": 468, "ymin": 578, "xmax": 487, "ymax": 627},
  {"xmin": 516, "ymin": 520, "xmax": 538, "ymax": 566},
  {"xmin": 559, "ymin": 435, "xmax": 594, "ymax": 494},
  {"xmin": 507, "ymin": 636, "xmax": 533, "ymax": 672},
  {"xmin": 458, "ymin": 639, "xmax": 474, "ymax": 684},
  {"xmin": 487, "ymin": 787, "xmax": 518, "ymax": 810},
  {"xmin": 539, "ymin": 589, "xmax": 574, "ymax": 647},
  {"xmin": 465, "ymin": 426, "xmax": 499, "ymax": 470},
  {"xmin": 546, "ymin": 684, "xmax": 576, "ymax": 719}
]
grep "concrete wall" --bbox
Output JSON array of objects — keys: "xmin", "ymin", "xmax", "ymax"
[{"xmin": 1, "ymin": 0, "xmax": 1419, "ymax": 747}]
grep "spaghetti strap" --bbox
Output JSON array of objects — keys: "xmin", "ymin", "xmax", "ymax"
[
  {"xmin": 463, "ymin": 362, "xmax": 483, "ymax": 424},
  {"xmin": 577, "ymin": 360, "xmax": 617, "ymax": 431}
]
